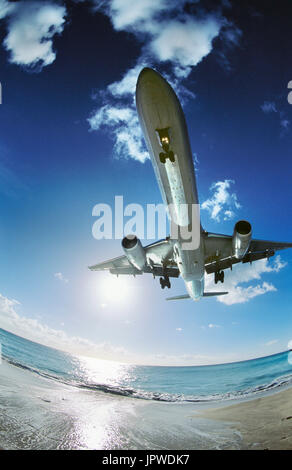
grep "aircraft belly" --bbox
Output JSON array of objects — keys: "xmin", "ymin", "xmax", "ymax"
[
  {"xmin": 136, "ymin": 69, "xmax": 199, "ymax": 228},
  {"xmin": 136, "ymin": 68, "xmax": 205, "ymax": 300}
]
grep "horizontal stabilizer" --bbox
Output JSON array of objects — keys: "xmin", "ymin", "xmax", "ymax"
[
  {"xmin": 203, "ymin": 291, "xmax": 228, "ymax": 297},
  {"xmin": 166, "ymin": 294, "xmax": 190, "ymax": 301},
  {"xmin": 166, "ymin": 291, "xmax": 228, "ymax": 301}
]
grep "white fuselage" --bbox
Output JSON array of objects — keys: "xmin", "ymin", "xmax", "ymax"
[{"xmin": 136, "ymin": 68, "xmax": 205, "ymax": 300}]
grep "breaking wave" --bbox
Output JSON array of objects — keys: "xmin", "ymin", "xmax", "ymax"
[{"xmin": 3, "ymin": 354, "xmax": 292, "ymax": 404}]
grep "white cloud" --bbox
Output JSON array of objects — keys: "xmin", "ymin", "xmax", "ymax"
[
  {"xmin": 260, "ymin": 100, "xmax": 290, "ymax": 135},
  {"xmin": 1, "ymin": 290, "xmax": 284, "ymax": 366},
  {"xmin": 88, "ymin": 1, "xmax": 240, "ymax": 163},
  {"xmin": 176, "ymin": 327, "xmax": 183, "ymax": 332},
  {"xmin": 280, "ymin": 119, "xmax": 290, "ymax": 130},
  {"xmin": 54, "ymin": 272, "xmax": 69, "ymax": 283},
  {"xmin": 261, "ymin": 101, "xmax": 277, "ymax": 114},
  {"xmin": 205, "ymin": 255, "xmax": 286, "ymax": 305},
  {"xmin": 0, "ymin": 292, "xmax": 130, "ymax": 361},
  {"xmin": 89, "ymin": 105, "xmax": 133, "ymax": 127},
  {"xmin": 0, "ymin": 291, "xmax": 240, "ymax": 366},
  {"xmin": 88, "ymin": 59, "xmax": 198, "ymax": 162},
  {"xmin": 201, "ymin": 179, "xmax": 241, "ymax": 222},
  {"xmin": 208, "ymin": 323, "xmax": 220, "ymax": 328},
  {"xmin": 0, "ymin": 0, "xmax": 16, "ymax": 20},
  {"xmin": 150, "ymin": 17, "xmax": 221, "ymax": 70},
  {"xmin": 0, "ymin": 293, "xmax": 20, "ymax": 316},
  {"xmin": 108, "ymin": 62, "xmax": 147, "ymax": 97},
  {"xmin": 97, "ymin": 1, "xmax": 224, "ymax": 77},
  {"xmin": 272, "ymin": 256, "xmax": 287, "ymax": 273},
  {"xmin": 2, "ymin": 1, "xmax": 66, "ymax": 69},
  {"xmin": 88, "ymin": 63, "xmax": 151, "ymax": 162},
  {"xmin": 149, "ymin": 351, "xmax": 247, "ymax": 366},
  {"xmin": 223, "ymin": 209, "xmax": 234, "ymax": 220},
  {"xmin": 106, "ymin": 0, "xmax": 168, "ymax": 31},
  {"xmin": 264, "ymin": 339, "xmax": 278, "ymax": 347},
  {"xmin": 88, "ymin": 103, "xmax": 149, "ymax": 163},
  {"xmin": 220, "ymin": 281, "xmax": 276, "ymax": 306}
]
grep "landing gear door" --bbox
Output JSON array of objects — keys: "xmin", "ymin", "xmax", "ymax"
[{"xmin": 155, "ymin": 127, "xmax": 171, "ymax": 151}]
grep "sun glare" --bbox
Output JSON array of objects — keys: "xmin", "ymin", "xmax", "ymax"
[{"xmin": 100, "ymin": 275, "xmax": 132, "ymax": 305}]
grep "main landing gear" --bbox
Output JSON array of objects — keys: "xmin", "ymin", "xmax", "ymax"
[
  {"xmin": 159, "ymin": 150, "xmax": 175, "ymax": 164},
  {"xmin": 156, "ymin": 128, "xmax": 175, "ymax": 164},
  {"xmin": 160, "ymin": 275, "xmax": 171, "ymax": 289},
  {"xmin": 215, "ymin": 270, "xmax": 224, "ymax": 284}
]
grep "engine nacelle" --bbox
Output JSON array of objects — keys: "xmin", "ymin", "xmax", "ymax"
[
  {"xmin": 122, "ymin": 235, "xmax": 147, "ymax": 271},
  {"xmin": 232, "ymin": 220, "xmax": 252, "ymax": 259}
]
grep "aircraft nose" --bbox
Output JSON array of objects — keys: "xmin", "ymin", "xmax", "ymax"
[
  {"xmin": 138, "ymin": 67, "xmax": 157, "ymax": 79},
  {"xmin": 136, "ymin": 67, "xmax": 162, "ymax": 90},
  {"xmin": 139, "ymin": 67, "xmax": 154, "ymax": 75}
]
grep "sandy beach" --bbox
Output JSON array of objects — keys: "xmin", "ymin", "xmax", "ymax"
[
  {"xmin": 198, "ymin": 387, "xmax": 292, "ymax": 450},
  {"xmin": 1, "ymin": 357, "xmax": 292, "ymax": 449}
]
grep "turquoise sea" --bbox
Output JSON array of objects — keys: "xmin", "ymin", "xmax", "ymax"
[{"xmin": 0, "ymin": 327, "xmax": 292, "ymax": 449}]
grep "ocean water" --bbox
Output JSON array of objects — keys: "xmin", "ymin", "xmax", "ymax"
[
  {"xmin": 1, "ymin": 328, "xmax": 292, "ymax": 403},
  {"xmin": 0, "ymin": 327, "xmax": 292, "ymax": 449}
]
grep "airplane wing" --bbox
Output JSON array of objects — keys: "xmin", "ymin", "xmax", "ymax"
[
  {"xmin": 204, "ymin": 232, "xmax": 292, "ymax": 274},
  {"xmin": 89, "ymin": 238, "xmax": 180, "ymax": 278},
  {"xmin": 89, "ymin": 233, "xmax": 292, "ymax": 278}
]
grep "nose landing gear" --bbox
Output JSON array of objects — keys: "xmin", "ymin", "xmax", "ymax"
[
  {"xmin": 160, "ymin": 275, "xmax": 171, "ymax": 289},
  {"xmin": 215, "ymin": 271, "xmax": 224, "ymax": 284},
  {"xmin": 156, "ymin": 128, "xmax": 175, "ymax": 164},
  {"xmin": 159, "ymin": 150, "xmax": 175, "ymax": 163}
]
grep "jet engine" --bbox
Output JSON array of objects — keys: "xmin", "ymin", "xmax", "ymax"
[
  {"xmin": 122, "ymin": 235, "xmax": 147, "ymax": 271},
  {"xmin": 232, "ymin": 220, "xmax": 252, "ymax": 259}
]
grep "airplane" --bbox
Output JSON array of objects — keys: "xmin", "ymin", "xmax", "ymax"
[{"xmin": 89, "ymin": 67, "xmax": 292, "ymax": 301}]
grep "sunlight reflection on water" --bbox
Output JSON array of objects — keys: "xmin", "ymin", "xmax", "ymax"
[
  {"xmin": 75, "ymin": 355, "xmax": 136, "ymax": 388},
  {"xmin": 70, "ymin": 399, "xmax": 128, "ymax": 449}
]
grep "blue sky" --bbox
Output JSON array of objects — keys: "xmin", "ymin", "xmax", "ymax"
[{"xmin": 0, "ymin": 0, "xmax": 292, "ymax": 365}]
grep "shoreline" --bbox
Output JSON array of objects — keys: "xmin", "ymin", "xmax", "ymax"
[
  {"xmin": 1, "ymin": 357, "xmax": 292, "ymax": 449},
  {"xmin": 196, "ymin": 386, "xmax": 292, "ymax": 450}
]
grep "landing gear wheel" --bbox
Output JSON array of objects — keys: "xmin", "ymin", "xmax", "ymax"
[
  {"xmin": 159, "ymin": 152, "xmax": 166, "ymax": 163},
  {"xmin": 159, "ymin": 151, "xmax": 175, "ymax": 163},
  {"xmin": 160, "ymin": 276, "xmax": 171, "ymax": 289},
  {"xmin": 168, "ymin": 151, "xmax": 175, "ymax": 162},
  {"xmin": 215, "ymin": 271, "xmax": 224, "ymax": 284}
]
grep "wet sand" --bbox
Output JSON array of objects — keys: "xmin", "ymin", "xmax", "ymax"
[
  {"xmin": 1, "ymin": 359, "xmax": 292, "ymax": 449},
  {"xmin": 198, "ymin": 387, "xmax": 292, "ymax": 449},
  {"xmin": 0, "ymin": 359, "xmax": 241, "ymax": 449}
]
